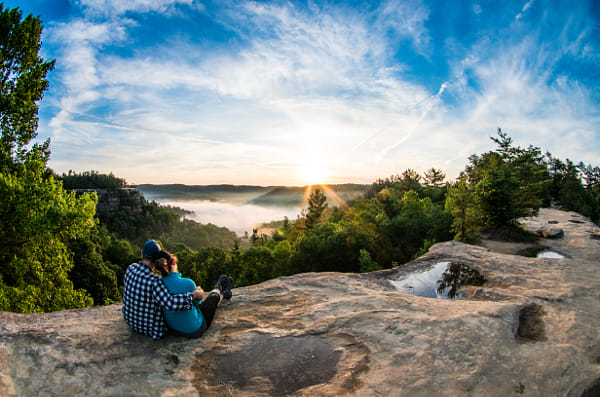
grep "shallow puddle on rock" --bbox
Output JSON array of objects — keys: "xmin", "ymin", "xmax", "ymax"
[
  {"xmin": 518, "ymin": 247, "xmax": 566, "ymax": 258},
  {"xmin": 390, "ymin": 262, "xmax": 486, "ymax": 299},
  {"xmin": 535, "ymin": 249, "xmax": 565, "ymax": 259},
  {"xmin": 208, "ymin": 334, "xmax": 340, "ymax": 396}
]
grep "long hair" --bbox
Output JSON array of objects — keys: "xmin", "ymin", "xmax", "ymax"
[{"xmin": 152, "ymin": 250, "xmax": 177, "ymax": 277}]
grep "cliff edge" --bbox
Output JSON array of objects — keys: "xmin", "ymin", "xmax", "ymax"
[{"xmin": 1, "ymin": 208, "xmax": 599, "ymax": 396}]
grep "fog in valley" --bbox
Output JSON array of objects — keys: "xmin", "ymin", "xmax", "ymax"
[
  {"xmin": 137, "ymin": 184, "xmax": 369, "ymax": 236},
  {"xmin": 159, "ymin": 199, "xmax": 302, "ymax": 236}
]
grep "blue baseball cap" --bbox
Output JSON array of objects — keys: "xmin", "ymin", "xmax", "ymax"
[{"xmin": 142, "ymin": 240, "xmax": 161, "ymax": 259}]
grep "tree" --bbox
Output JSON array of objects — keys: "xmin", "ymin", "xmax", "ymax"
[
  {"xmin": 0, "ymin": 161, "xmax": 96, "ymax": 312},
  {"xmin": 547, "ymin": 156, "xmax": 599, "ymax": 222},
  {"xmin": 464, "ymin": 129, "xmax": 550, "ymax": 229},
  {"xmin": 423, "ymin": 168, "xmax": 446, "ymax": 187},
  {"xmin": 0, "ymin": 5, "xmax": 55, "ymax": 170},
  {"xmin": 68, "ymin": 225, "xmax": 121, "ymax": 305},
  {"xmin": 398, "ymin": 169, "xmax": 422, "ymax": 193},
  {"xmin": 59, "ymin": 170, "xmax": 128, "ymax": 189},
  {"xmin": 282, "ymin": 216, "xmax": 290, "ymax": 234},
  {"xmin": 358, "ymin": 249, "xmax": 381, "ymax": 273},
  {"xmin": 305, "ymin": 188, "xmax": 328, "ymax": 229},
  {"xmin": 0, "ymin": 6, "xmax": 97, "ymax": 312},
  {"xmin": 472, "ymin": 152, "xmax": 523, "ymax": 227},
  {"xmin": 445, "ymin": 176, "xmax": 479, "ymax": 241}
]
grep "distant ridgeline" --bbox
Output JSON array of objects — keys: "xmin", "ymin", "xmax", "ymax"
[{"xmin": 136, "ymin": 183, "xmax": 370, "ymax": 206}]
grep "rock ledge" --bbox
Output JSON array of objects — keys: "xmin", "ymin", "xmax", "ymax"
[{"xmin": 1, "ymin": 208, "xmax": 599, "ymax": 396}]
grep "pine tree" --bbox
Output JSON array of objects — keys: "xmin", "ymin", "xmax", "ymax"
[
  {"xmin": 423, "ymin": 168, "xmax": 446, "ymax": 187},
  {"xmin": 399, "ymin": 169, "xmax": 422, "ymax": 192},
  {"xmin": 305, "ymin": 188, "xmax": 328, "ymax": 229}
]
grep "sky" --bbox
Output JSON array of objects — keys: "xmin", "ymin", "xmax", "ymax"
[{"xmin": 8, "ymin": 0, "xmax": 600, "ymax": 186}]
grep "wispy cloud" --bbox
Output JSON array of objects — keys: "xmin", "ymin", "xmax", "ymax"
[
  {"xmin": 516, "ymin": 0, "xmax": 535, "ymax": 20},
  {"xmin": 32, "ymin": 0, "xmax": 600, "ymax": 184},
  {"xmin": 75, "ymin": 0, "xmax": 194, "ymax": 17},
  {"xmin": 377, "ymin": 0, "xmax": 431, "ymax": 57},
  {"xmin": 441, "ymin": 12, "xmax": 600, "ymax": 165}
]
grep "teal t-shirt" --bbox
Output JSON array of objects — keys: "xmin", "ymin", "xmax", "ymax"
[{"xmin": 161, "ymin": 273, "xmax": 204, "ymax": 334}]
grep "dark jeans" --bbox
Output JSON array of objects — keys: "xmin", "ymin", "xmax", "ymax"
[{"xmin": 177, "ymin": 293, "xmax": 220, "ymax": 339}]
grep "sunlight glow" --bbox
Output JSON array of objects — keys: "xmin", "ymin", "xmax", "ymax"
[
  {"xmin": 302, "ymin": 184, "xmax": 349, "ymax": 210},
  {"xmin": 318, "ymin": 183, "xmax": 349, "ymax": 210},
  {"xmin": 298, "ymin": 165, "xmax": 327, "ymax": 186}
]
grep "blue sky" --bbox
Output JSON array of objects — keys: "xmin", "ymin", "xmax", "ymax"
[{"xmin": 9, "ymin": 0, "xmax": 600, "ymax": 185}]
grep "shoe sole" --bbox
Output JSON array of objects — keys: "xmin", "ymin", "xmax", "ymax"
[
  {"xmin": 215, "ymin": 275, "xmax": 233, "ymax": 300},
  {"xmin": 223, "ymin": 276, "xmax": 233, "ymax": 299}
]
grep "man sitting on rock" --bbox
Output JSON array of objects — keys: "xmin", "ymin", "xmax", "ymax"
[{"xmin": 122, "ymin": 240, "xmax": 205, "ymax": 340}]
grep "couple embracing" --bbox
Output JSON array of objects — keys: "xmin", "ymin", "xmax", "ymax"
[{"xmin": 122, "ymin": 240, "xmax": 233, "ymax": 340}]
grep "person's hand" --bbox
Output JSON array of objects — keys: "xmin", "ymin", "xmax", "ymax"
[{"xmin": 192, "ymin": 286, "xmax": 204, "ymax": 300}]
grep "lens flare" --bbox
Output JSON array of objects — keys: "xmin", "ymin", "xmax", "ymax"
[{"xmin": 299, "ymin": 166, "xmax": 326, "ymax": 186}]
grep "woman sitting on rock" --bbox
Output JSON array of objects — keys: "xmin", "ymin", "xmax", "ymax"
[{"xmin": 152, "ymin": 250, "xmax": 233, "ymax": 338}]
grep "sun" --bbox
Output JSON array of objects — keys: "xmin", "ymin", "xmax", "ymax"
[{"xmin": 298, "ymin": 165, "xmax": 327, "ymax": 186}]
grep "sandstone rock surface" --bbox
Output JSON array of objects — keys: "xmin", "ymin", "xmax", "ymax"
[{"xmin": 1, "ymin": 208, "xmax": 599, "ymax": 396}]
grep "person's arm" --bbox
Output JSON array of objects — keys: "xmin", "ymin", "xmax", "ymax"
[{"xmin": 154, "ymin": 279, "xmax": 194, "ymax": 311}]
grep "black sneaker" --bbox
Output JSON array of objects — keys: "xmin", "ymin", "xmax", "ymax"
[{"xmin": 215, "ymin": 274, "xmax": 233, "ymax": 300}]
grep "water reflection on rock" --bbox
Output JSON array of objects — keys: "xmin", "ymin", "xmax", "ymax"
[
  {"xmin": 391, "ymin": 262, "xmax": 486, "ymax": 299},
  {"xmin": 518, "ymin": 247, "xmax": 566, "ymax": 258},
  {"xmin": 535, "ymin": 250, "xmax": 565, "ymax": 259}
]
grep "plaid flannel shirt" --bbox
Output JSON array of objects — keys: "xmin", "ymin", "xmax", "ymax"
[{"xmin": 122, "ymin": 262, "xmax": 193, "ymax": 340}]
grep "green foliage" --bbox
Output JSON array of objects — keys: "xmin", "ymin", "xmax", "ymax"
[
  {"xmin": 359, "ymin": 249, "xmax": 382, "ymax": 273},
  {"xmin": 365, "ymin": 169, "xmax": 424, "ymax": 198},
  {"xmin": 237, "ymin": 245, "xmax": 276, "ymax": 285},
  {"xmin": 0, "ymin": 6, "xmax": 98, "ymax": 313},
  {"xmin": 164, "ymin": 219, "xmax": 237, "ymax": 251},
  {"xmin": 411, "ymin": 239, "xmax": 436, "ymax": 261},
  {"xmin": 398, "ymin": 169, "xmax": 422, "ymax": 193},
  {"xmin": 547, "ymin": 156, "xmax": 600, "ymax": 223},
  {"xmin": 374, "ymin": 190, "xmax": 452, "ymax": 264},
  {"xmin": 305, "ymin": 187, "xmax": 328, "ymax": 230},
  {"xmin": 178, "ymin": 247, "xmax": 229, "ymax": 290},
  {"xmin": 102, "ymin": 236, "xmax": 136, "ymax": 282},
  {"xmin": 167, "ymin": 180, "xmax": 454, "ymax": 291},
  {"xmin": 103, "ymin": 237, "xmax": 134, "ymax": 268},
  {"xmin": 68, "ymin": 225, "xmax": 120, "ymax": 305},
  {"xmin": 59, "ymin": 170, "xmax": 127, "ymax": 189},
  {"xmin": 445, "ymin": 177, "xmax": 479, "ymax": 241},
  {"xmin": 292, "ymin": 220, "xmax": 375, "ymax": 273},
  {"xmin": 98, "ymin": 191, "xmax": 179, "ymax": 245},
  {"xmin": 423, "ymin": 168, "xmax": 446, "ymax": 187},
  {"xmin": 471, "ymin": 151, "xmax": 524, "ymax": 227},
  {"xmin": 463, "ymin": 129, "xmax": 551, "ymax": 230},
  {"xmin": 0, "ymin": 162, "xmax": 95, "ymax": 312},
  {"xmin": 0, "ymin": 5, "xmax": 55, "ymax": 170}
]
